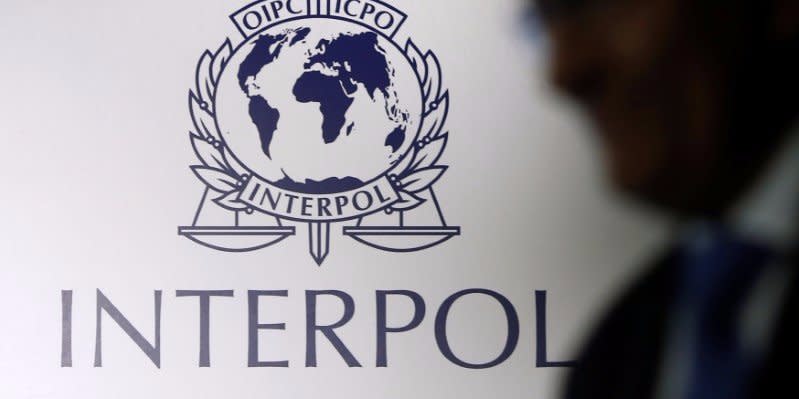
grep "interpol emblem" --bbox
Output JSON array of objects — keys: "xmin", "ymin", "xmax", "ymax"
[{"xmin": 179, "ymin": 0, "xmax": 460, "ymax": 265}]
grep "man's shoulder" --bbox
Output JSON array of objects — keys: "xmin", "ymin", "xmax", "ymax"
[
  {"xmin": 752, "ymin": 255, "xmax": 799, "ymax": 396},
  {"xmin": 563, "ymin": 249, "xmax": 680, "ymax": 399},
  {"xmin": 564, "ymin": 250, "xmax": 799, "ymax": 399}
]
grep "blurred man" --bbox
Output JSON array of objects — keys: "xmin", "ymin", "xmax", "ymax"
[{"xmin": 530, "ymin": 0, "xmax": 799, "ymax": 398}]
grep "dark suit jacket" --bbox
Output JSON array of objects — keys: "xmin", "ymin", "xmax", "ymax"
[{"xmin": 563, "ymin": 249, "xmax": 799, "ymax": 399}]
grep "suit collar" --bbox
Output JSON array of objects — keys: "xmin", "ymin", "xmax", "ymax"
[{"xmin": 730, "ymin": 128, "xmax": 799, "ymax": 253}]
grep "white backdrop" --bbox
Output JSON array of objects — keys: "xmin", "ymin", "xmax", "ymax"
[{"xmin": 0, "ymin": 0, "xmax": 668, "ymax": 397}]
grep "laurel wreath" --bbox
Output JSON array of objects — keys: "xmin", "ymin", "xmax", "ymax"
[{"xmin": 188, "ymin": 37, "xmax": 450, "ymax": 214}]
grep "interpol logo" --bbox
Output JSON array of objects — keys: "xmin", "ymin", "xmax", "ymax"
[{"xmin": 179, "ymin": 0, "xmax": 460, "ymax": 265}]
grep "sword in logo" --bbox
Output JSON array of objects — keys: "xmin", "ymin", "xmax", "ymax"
[{"xmin": 308, "ymin": 222, "xmax": 330, "ymax": 266}]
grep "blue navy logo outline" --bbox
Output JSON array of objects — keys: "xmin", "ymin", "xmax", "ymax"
[{"xmin": 178, "ymin": 0, "xmax": 460, "ymax": 265}]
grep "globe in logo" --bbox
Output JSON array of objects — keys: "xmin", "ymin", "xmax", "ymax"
[{"xmin": 215, "ymin": 19, "xmax": 423, "ymax": 193}]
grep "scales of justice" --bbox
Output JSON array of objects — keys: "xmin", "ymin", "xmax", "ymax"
[
  {"xmin": 179, "ymin": 182, "xmax": 461, "ymax": 265},
  {"xmin": 178, "ymin": 22, "xmax": 460, "ymax": 266}
]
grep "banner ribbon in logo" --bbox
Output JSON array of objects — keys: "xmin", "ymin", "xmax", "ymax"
[{"xmin": 239, "ymin": 176, "xmax": 399, "ymax": 222}]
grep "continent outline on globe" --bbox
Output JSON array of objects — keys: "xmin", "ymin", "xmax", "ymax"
[{"xmin": 227, "ymin": 21, "xmax": 419, "ymax": 195}]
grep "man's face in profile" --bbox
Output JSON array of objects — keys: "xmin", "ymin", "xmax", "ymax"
[{"xmin": 534, "ymin": 0, "xmax": 797, "ymax": 215}]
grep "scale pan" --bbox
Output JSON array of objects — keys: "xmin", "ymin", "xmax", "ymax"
[
  {"xmin": 343, "ymin": 226, "xmax": 461, "ymax": 253},
  {"xmin": 179, "ymin": 226, "xmax": 295, "ymax": 253}
]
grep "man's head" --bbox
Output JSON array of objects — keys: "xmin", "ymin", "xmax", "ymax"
[{"xmin": 533, "ymin": 0, "xmax": 799, "ymax": 216}]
